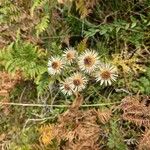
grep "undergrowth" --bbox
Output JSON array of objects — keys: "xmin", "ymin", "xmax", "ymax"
[{"xmin": 0, "ymin": 0, "xmax": 150, "ymax": 149}]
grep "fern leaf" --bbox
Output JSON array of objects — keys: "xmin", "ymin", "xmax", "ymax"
[
  {"xmin": 35, "ymin": 15, "xmax": 49, "ymax": 37},
  {"xmin": 30, "ymin": 0, "xmax": 48, "ymax": 16}
]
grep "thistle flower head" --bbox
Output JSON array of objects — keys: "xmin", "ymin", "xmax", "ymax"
[
  {"xmin": 78, "ymin": 49, "xmax": 100, "ymax": 73},
  {"xmin": 63, "ymin": 47, "xmax": 77, "ymax": 64},
  {"xmin": 60, "ymin": 78, "xmax": 73, "ymax": 96},
  {"xmin": 70, "ymin": 72, "xmax": 87, "ymax": 92},
  {"xmin": 95, "ymin": 63, "xmax": 118, "ymax": 86},
  {"xmin": 48, "ymin": 56, "xmax": 64, "ymax": 75}
]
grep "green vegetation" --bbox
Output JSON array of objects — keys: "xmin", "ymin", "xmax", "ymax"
[{"xmin": 0, "ymin": 0, "xmax": 150, "ymax": 149}]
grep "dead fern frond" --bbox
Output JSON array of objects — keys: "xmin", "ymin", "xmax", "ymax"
[
  {"xmin": 76, "ymin": 38, "xmax": 88, "ymax": 53},
  {"xmin": 123, "ymin": 114, "xmax": 150, "ymax": 127},
  {"xmin": 138, "ymin": 130, "xmax": 150, "ymax": 150},
  {"xmin": 112, "ymin": 53, "xmax": 145, "ymax": 75},
  {"xmin": 0, "ymin": 0, "xmax": 42, "ymax": 47},
  {"xmin": 31, "ymin": 144, "xmax": 47, "ymax": 150},
  {"xmin": 0, "ymin": 71, "xmax": 22, "ymax": 115},
  {"xmin": 71, "ymin": 94, "xmax": 83, "ymax": 110},
  {"xmin": 0, "ymin": 71, "xmax": 22, "ymax": 95},
  {"xmin": 39, "ymin": 124, "xmax": 55, "ymax": 146},
  {"xmin": 49, "ymin": 95, "xmax": 106, "ymax": 150},
  {"xmin": 96, "ymin": 109, "xmax": 112, "ymax": 124},
  {"xmin": 120, "ymin": 96, "xmax": 150, "ymax": 128},
  {"xmin": 75, "ymin": 0, "xmax": 98, "ymax": 19},
  {"xmin": 55, "ymin": 108, "xmax": 101, "ymax": 150}
]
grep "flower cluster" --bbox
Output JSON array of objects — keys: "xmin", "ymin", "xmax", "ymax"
[{"xmin": 48, "ymin": 47, "xmax": 118, "ymax": 96}]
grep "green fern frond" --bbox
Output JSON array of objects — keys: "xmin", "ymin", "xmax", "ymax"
[
  {"xmin": 0, "ymin": 40, "xmax": 47, "ymax": 79},
  {"xmin": 0, "ymin": 0, "xmax": 20, "ymax": 24},
  {"xmin": 35, "ymin": 72, "xmax": 50, "ymax": 96},
  {"xmin": 35, "ymin": 14, "xmax": 49, "ymax": 37},
  {"xmin": 30, "ymin": 0, "xmax": 48, "ymax": 16}
]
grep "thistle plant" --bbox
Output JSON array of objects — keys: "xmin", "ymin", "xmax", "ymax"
[{"xmin": 48, "ymin": 47, "xmax": 118, "ymax": 97}]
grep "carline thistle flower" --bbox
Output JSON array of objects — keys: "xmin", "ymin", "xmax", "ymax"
[
  {"xmin": 63, "ymin": 47, "xmax": 77, "ymax": 64},
  {"xmin": 78, "ymin": 49, "xmax": 100, "ymax": 73},
  {"xmin": 48, "ymin": 56, "xmax": 64, "ymax": 75},
  {"xmin": 70, "ymin": 72, "xmax": 87, "ymax": 92},
  {"xmin": 95, "ymin": 63, "xmax": 118, "ymax": 86},
  {"xmin": 60, "ymin": 78, "xmax": 73, "ymax": 96}
]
